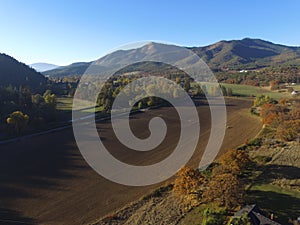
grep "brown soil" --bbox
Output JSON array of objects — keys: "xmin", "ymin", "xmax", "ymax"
[{"xmin": 0, "ymin": 98, "xmax": 261, "ymax": 225}]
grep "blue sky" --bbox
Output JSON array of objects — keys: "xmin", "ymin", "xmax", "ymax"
[{"xmin": 0, "ymin": 0, "xmax": 300, "ymax": 65}]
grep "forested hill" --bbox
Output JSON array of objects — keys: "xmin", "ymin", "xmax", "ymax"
[
  {"xmin": 0, "ymin": 53, "xmax": 48, "ymax": 92},
  {"xmin": 190, "ymin": 38, "xmax": 300, "ymax": 70}
]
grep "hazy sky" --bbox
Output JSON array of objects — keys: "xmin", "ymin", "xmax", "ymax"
[{"xmin": 1, "ymin": 0, "xmax": 299, "ymax": 65}]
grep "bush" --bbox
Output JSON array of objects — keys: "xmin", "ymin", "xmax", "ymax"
[
  {"xmin": 247, "ymin": 138, "xmax": 263, "ymax": 147},
  {"xmin": 202, "ymin": 207, "xmax": 227, "ymax": 225}
]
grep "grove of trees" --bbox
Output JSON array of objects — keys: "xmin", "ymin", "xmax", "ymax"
[{"xmin": 254, "ymin": 95, "xmax": 300, "ymax": 141}]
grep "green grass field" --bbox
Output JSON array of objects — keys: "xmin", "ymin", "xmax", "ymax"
[
  {"xmin": 57, "ymin": 97, "xmax": 103, "ymax": 112},
  {"xmin": 221, "ymin": 83, "xmax": 291, "ymax": 99}
]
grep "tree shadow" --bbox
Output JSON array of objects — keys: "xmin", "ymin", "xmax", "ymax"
[
  {"xmin": 247, "ymin": 190, "xmax": 300, "ymax": 224},
  {"xmin": 255, "ymin": 164, "xmax": 300, "ymax": 184}
]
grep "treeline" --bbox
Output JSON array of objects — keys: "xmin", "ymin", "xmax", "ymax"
[
  {"xmin": 0, "ymin": 86, "xmax": 60, "ymax": 135},
  {"xmin": 95, "ymin": 76, "xmax": 194, "ymax": 112},
  {"xmin": 93, "ymin": 76, "xmax": 233, "ymax": 112},
  {"xmin": 216, "ymin": 65, "xmax": 300, "ymax": 86}
]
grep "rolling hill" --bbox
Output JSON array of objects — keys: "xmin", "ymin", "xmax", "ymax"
[
  {"xmin": 0, "ymin": 53, "xmax": 48, "ymax": 91},
  {"xmin": 30, "ymin": 63, "xmax": 59, "ymax": 72},
  {"xmin": 190, "ymin": 38, "xmax": 300, "ymax": 70},
  {"xmin": 43, "ymin": 38, "xmax": 300, "ymax": 78},
  {"xmin": 43, "ymin": 62, "xmax": 91, "ymax": 77}
]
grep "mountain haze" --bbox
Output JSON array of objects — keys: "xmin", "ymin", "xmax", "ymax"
[{"xmin": 30, "ymin": 63, "xmax": 59, "ymax": 72}]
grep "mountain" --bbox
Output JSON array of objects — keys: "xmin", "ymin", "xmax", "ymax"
[
  {"xmin": 30, "ymin": 63, "xmax": 59, "ymax": 72},
  {"xmin": 43, "ymin": 62, "xmax": 91, "ymax": 77},
  {"xmin": 43, "ymin": 38, "xmax": 300, "ymax": 77},
  {"xmin": 190, "ymin": 38, "xmax": 300, "ymax": 70},
  {"xmin": 0, "ymin": 53, "xmax": 48, "ymax": 91}
]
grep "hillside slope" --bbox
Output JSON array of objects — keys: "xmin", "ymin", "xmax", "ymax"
[
  {"xmin": 0, "ymin": 53, "xmax": 48, "ymax": 91},
  {"xmin": 43, "ymin": 62, "xmax": 91, "ymax": 77}
]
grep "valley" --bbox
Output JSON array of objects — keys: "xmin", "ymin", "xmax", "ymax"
[{"xmin": 0, "ymin": 98, "xmax": 261, "ymax": 225}]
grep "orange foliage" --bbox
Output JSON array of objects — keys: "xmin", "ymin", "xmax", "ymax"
[
  {"xmin": 173, "ymin": 166, "xmax": 204, "ymax": 197},
  {"xmin": 202, "ymin": 173, "xmax": 243, "ymax": 209},
  {"xmin": 277, "ymin": 120, "xmax": 300, "ymax": 141},
  {"xmin": 218, "ymin": 149, "xmax": 250, "ymax": 174}
]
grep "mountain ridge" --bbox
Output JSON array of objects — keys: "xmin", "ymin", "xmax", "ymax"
[{"xmin": 39, "ymin": 38, "xmax": 300, "ymax": 77}]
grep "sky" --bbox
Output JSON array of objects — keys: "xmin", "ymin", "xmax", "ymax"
[{"xmin": 0, "ymin": 0, "xmax": 300, "ymax": 66}]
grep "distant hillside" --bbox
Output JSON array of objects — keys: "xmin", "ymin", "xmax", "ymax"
[
  {"xmin": 0, "ymin": 53, "xmax": 48, "ymax": 91},
  {"xmin": 43, "ymin": 62, "xmax": 91, "ymax": 77},
  {"xmin": 30, "ymin": 63, "xmax": 59, "ymax": 72},
  {"xmin": 190, "ymin": 38, "xmax": 300, "ymax": 70},
  {"xmin": 43, "ymin": 38, "xmax": 300, "ymax": 77}
]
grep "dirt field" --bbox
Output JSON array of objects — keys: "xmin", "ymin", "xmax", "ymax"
[{"xmin": 0, "ymin": 98, "xmax": 261, "ymax": 225}]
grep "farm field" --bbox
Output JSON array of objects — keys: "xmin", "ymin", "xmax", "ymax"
[
  {"xmin": 0, "ymin": 98, "xmax": 261, "ymax": 225},
  {"xmin": 194, "ymin": 82, "xmax": 295, "ymax": 99},
  {"xmin": 221, "ymin": 83, "xmax": 293, "ymax": 99}
]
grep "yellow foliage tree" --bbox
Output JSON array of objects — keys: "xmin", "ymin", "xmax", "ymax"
[{"xmin": 6, "ymin": 111, "xmax": 29, "ymax": 134}]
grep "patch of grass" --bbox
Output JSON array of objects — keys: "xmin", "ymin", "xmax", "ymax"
[
  {"xmin": 254, "ymin": 155, "xmax": 272, "ymax": 163},
  {"xmin": 248, "ymin": 137, "xmax": 263, "ymax": 147},
  {"xmin": 57, "ymin": 97, "xmax": 103, "ymax": 113},
  {"xmin": 56, "ymin": 97, "xmax": 73, "ymax": 111},
  {"xmin": 179, "ymin": 204, "xmax": 206, "ymax": 225},
  {"xmin": 258, "ymin": 126, "xmax": 276, "ymax": 139}
]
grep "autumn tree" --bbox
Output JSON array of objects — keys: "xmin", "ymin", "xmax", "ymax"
[
  {"xmin": 44, "ymin": 93, "xmax": 57, "ymax": 109},
  {"xmin": 253, "ymin": 95, "xmax": 277, "ymax": 107},
  {"xmin": 269, "ymin": 80, "xmax": 279, "ymax": 90},
  {"xmin": 173, "ymin": 166, "xmax": 205, "ymax": 197},
  {"xmin": 202, "ymin": 172, "xmax": 244, "ymax": 209},
  {"xmin": 6, "ymin": 111, "xmax": 29, "ymax": 134},
  {"xmin": 218, "ymin": 149, "xmax": 250, "ymax": 175},
  {"xmin": 277, "ymin": 120, "xmax": 300, "ymax": 141},
  {"xmin": 259, "ymin": 103, "xmax": 284, "ymax": 126}
]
